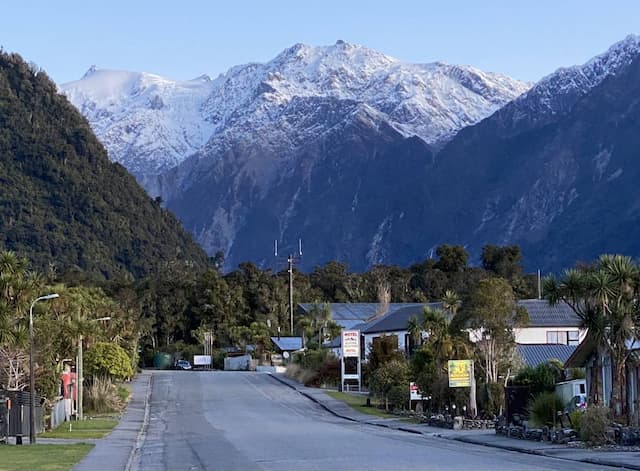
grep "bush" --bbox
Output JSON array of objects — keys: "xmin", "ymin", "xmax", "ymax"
[
  {"xmin": 370, "ymin": 359, "xmax": 409, "ymax": 411},
  {"xmin": 289, "ymin": 349, "xmax": 339, "ymax": 386},
  {"xmin": 579, "ymin": 405, "xmax": 610, "ymax": 446},
  {"xmin": 478, "ymin": 382, "xmax": 504, "ymax": 417},
  {"xmin": 513, "ymin": 362, "xmax": 562, "ymax": 396},
  {"xmin": 528, "ymin": 392, "xmax": 564, "ymax": 427},
  {"xmin": 85, "ymin": 376, "xmax": 122, "ymax": 414},
  {"xmin": 570, "ymin": 410, "xmax": 583, "ymax": 433},
  {"xmin": 85, "ymin": 342, "xmax": 135, "ymax": 381},
  {"xmin": 212, "ymin": 349, "xmax": 226, "ymax": 370}
]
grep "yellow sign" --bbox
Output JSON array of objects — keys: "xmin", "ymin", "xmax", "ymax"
[{"xmin": 448, "ymin": 360, "xmax": 472, "ymax": 388}]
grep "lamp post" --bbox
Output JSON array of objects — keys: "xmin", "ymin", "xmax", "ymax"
[
  {"xmin": 29, "ymin": 293, "xmax": 59, "ymax": 444},
  {"xmin": 78, "ymin": 316, "xmax": 111, "ymax": 421}
]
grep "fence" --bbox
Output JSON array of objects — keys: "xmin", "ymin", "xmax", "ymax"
[
  {"xmin": 50, "ymin": 397, "xmax": 67, "ymax": 430},
  {"xmin": 0, "ymin": 390, "xmax": 44, "ymax": 439}
]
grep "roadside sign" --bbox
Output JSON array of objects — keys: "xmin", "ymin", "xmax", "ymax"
[
  {"xmin": 448, "ymin": 360, "xmax": 472, "ymax": 387},
  {"xmin": 342, "ymin": 330, "xmax": 360, "ymax": 357},
  {"xmin": 410, "ymin": 382, "xmax": 426, "ymax": 401}
]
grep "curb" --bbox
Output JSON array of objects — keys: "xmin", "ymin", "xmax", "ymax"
[
  {"xmin": 124, "ymin": 373, "xmax": 153, "ymax": 471},
  {"xmin": 267, "ymin": 373, "xmax": 357, "ymax": 422}
]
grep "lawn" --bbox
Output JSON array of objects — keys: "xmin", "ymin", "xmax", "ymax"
[
  {"xmin": 326, "ymin": 391, "xmax": 408, "ymax": 419},
  {"xmin": 0, "ymin": 444, "xmax": 93, "ymax": 471},
  {"xmin": 39, "ymin": 418, "xmax": 118, "ymax": 439}
]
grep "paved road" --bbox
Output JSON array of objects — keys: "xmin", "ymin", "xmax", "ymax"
[{"xmin": 131, "ymin": 371, "xmax": 616, "ymax": 471}]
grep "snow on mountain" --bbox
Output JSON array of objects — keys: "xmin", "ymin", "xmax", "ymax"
[
  {"xmin": 202, "ymin": 41, "xmax": 529, "ymax": 147},
  {"xmin": 61, "ymin": 41, "xmax": 529, "ymax": 195},
  {"xmin": 60, "ymin": 68, "xmax": 215, "ymax": 189},
  {"xmin": 509, "ymin": 34, "xmax": 640, "ymax": 121}
]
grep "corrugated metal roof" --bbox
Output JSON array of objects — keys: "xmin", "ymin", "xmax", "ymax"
[
  {"xmin": 517, "ymin": 344, "xmax": 577, "ymax": 367},
  {"xmin": 363, "ymin": 303, "xmax": 443, "ymax": 334},
  {"xmin": 519, "ymin": 299, "xmax": 581, "ymax": 327},
  {"xmin": 270, "ymin": 337, "xmax": 303, "ymax": 351},
  {"xmin": 302, "ymin": 299, "xmax": 582, "ymax": 342},
  {"xmin": 298, "ymin": 303, "xmax": 434, "ymax": 329}
]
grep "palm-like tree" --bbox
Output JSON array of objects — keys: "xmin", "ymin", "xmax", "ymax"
[
  {"xmin": 406, "ymin": 315, "xmax": 423, "ymax": 356},
  {"xmin": 544, "ymin": 254, "xmax": 639, "ymax": 419}
]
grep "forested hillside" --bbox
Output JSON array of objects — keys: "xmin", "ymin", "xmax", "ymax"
[{"xmin": 0, "ymin": 51, "xmax": 209, "ymax": 278}]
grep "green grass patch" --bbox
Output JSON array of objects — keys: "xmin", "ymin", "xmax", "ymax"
[
  {"xmin": 326, "ymin": 391, "xmax": 412, "ymax": 420},
  {"xmin": 0, "ymin": 443, "xmax": 93, "ymax": 471},
  {"xmin": 39, "ymin": 418, "xmax": 118, "ymax": 439}
]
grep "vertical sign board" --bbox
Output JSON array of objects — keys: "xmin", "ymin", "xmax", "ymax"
[
  {"xmin": 342, "ymin": 330, "xmax": 360, "ymax": 357},
  {"xmin": 448, "ymin": 360, "xmax": 472, "ymax": 388},
  {"xmin": 341, "ymin": 330, "xmax": 361, "ymax": 391}
]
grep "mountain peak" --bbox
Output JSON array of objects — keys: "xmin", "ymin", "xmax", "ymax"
[{"xmin": 83, "ymin": 65, "xmax": 98, "ymax": 78}]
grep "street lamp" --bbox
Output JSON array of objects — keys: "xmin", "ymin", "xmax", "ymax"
[
  {"xmin": 78, "ymin": 316, "xmax": 111, "ymax": 421},
  {"xmin": 29, "ymin": 293, "xmax": 59, "ymax": 444}
]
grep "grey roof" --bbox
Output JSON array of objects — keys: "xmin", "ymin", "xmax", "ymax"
[
  {"xmin": 324, "ymin": 336, "xmax": 341, "ymax": 348},
  {"xmin": 517, "ymin": 344, "xmax": 577, "ymax": 367},
  {"xmin": 298, "ymin": 303, "xmax": 433, "ymax": 329},
  {"xmin": 362, "ymin": 303, "xmax": 443, "ymax": 334},
  {"xmin": 271, "ymin": 337, "xmax": 303, "ymax": 351},
  {"xmin": 518, "ymin": 299, "xmax": 581, "ymax": 327}
]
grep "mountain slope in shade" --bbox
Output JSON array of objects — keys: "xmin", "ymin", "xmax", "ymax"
[
  {"xmin": 0, "ymin": 51, "xmax": 210, "ymax": 278},
  {"xmin": 420, "ymin": 34, "xmax": 640, "ymax": 271}
]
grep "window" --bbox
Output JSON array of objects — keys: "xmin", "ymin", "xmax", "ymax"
[
  {"xmin": 546, "ymin": 330, "xmax": 579, "ymax": 345},
  {"xmin": 568, "ymin": 330, "xmax": 579, "ymax": 346}
]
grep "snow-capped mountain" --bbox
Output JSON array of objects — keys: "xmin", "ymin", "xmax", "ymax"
[
  {"xmin": 60, "ymin": 36, "xmax": 640, "ymax": 272},
  {"xmin": 61, "ymin": 41, "xmax": 529, "ymax": 195},
  {"xmin": 61, "ymin": 67, "xmax": 215, "ymax": 191}
]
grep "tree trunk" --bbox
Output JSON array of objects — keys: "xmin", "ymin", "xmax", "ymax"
[{"xmin": 610, "ymin": 355, "xmax": 627, "ymax": 422}]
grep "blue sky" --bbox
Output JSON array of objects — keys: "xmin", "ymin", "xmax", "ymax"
[{"xmin": 2, "ymin": 1, "xmax": 638, "ymax": 84}]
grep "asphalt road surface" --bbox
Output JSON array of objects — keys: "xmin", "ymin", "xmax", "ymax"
[{"xmin": 132, "ymin": 371, "xmax": 610, "ymax": 471}]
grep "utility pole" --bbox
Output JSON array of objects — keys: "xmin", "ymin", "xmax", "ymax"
[
  {"xmin": 276, "ymin": 239, "xmax": 302, "ymax": 336},
  {"xmin": 288, "ymin": 254, "xmax": 294, "ymax": 335}
]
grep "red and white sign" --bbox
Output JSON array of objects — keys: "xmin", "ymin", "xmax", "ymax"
[
  {"xmin": 410, "ymin": 382, "xmax": 426, "ymax": 401},
  {"xmin": 342, "ymin": 330, "xmax": 360, "ymax": 357}
]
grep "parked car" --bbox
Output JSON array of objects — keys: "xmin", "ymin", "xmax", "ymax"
[
  {"xmin": 566, "ymin": 393, "xmax": 587, "ymax": 412},
  {"xmin": 175, "ymin": 360, "xmax": 192, "ymax": 370}
]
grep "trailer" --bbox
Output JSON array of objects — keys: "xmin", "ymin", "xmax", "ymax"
[{"xmin": 193, "ymin": 355, "xmax": 212, "ymax": 369}]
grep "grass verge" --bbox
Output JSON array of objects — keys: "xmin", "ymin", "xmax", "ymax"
[
  {"xmin": 0, "ymin": 443, "xmax": 93, "ymax": 471},
  {"xmin": 39, "ymin": 418, "xmax": 118, "ymax": 439},
  {"xmin": 326, "ymin": 391, "xmax": 414, "ymax": 420}
]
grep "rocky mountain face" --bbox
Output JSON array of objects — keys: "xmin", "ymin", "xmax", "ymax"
[
  {"xmin": 60, "ymin": 41, "xmax": 529, "ymax": 270},
  {"xmin": 420, "ymin": 35, "xmax": 640, "ymax": 271}
]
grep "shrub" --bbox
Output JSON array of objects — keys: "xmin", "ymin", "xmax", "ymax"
[
  {"xmin": 579, "ymin": 405, "xmax": 610, "ymax": 446},
  {"xmin": 478, "ymin": 382, "xmax": 504, "ymax": 417},
  {"xmin": 569, "ymin": 410, "xmax": 583, "ymax": 433},
  {"xmin": 85, "ymin": 342, "xmax": 134, "ymax": 381},
  {"xmin": 85, "ymin": 376, "xmax": 122, "ymax": 414},
  {"xmin": 513, "ymin": 362, "xmax": 562, "ymax": 396},
  {"xmin": 528, "ymin": 392, "xmax": 564, "ymax": 427},
  {"xmin": 370, "ymin": 359, "xmax": 409, "ymax": 411}
]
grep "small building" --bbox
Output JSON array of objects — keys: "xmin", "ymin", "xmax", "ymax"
[
  {"xmin": 565, "ymin": 335, "xmax": 640, "ymax": 417},
  {"xmin": 270, "ymin": 336, "xmax": 303, "ymax": 354}
]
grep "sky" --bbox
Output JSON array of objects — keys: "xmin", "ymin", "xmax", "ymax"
[{"xmin": 2, "ymin": 1, "xmax": 639, "ymax": 84}]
